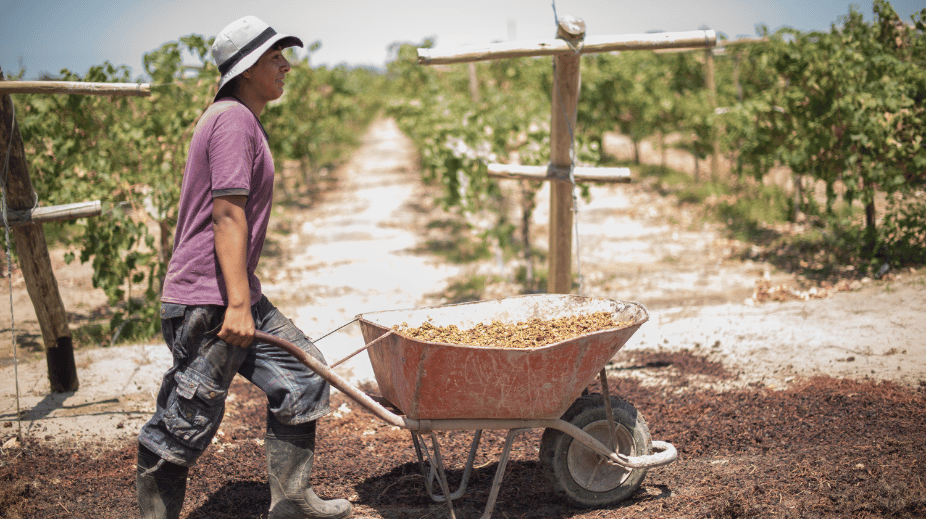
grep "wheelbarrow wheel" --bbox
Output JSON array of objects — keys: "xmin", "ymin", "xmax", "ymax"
[{"xmin": 540, "ymin": 394, "xmax": 651, "ymax": 508}]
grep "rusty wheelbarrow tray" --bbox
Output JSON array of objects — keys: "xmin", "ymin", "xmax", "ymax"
[{"xmin": 256, "ymin": 294, "xmax": 676, "ymax": 519}]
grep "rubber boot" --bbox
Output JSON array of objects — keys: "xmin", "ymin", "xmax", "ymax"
[
  {"xmin": 136, "ymin": 444, "xmax": 189, "ymax": 519},
  {"xmin": 265, "ymin": 417, "xmax": 352, "ymax": 519}
]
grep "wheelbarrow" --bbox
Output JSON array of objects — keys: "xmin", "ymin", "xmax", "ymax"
[{"xmin": 256, "ymin": 294, "xmax": 677, "ymax": 519}]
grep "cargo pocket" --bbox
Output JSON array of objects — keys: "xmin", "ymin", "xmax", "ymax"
[{"xmin": 163, "ymin": 370, "xmax": 227, "ymax": 452}]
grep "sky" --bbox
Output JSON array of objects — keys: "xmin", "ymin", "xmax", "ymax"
[{"xmin": 1, "ymin": 0, "xmax": 923, "ymax": 80}]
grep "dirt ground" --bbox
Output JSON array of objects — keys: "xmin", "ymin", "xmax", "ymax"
[{"xmin": 1, "ymin": 119, "xmax": 924, "ymax": 518}]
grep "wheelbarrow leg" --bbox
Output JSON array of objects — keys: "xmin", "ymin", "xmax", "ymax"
[
  {"xmin": 411, "ymin": 430, "xmax": 483, "ymax": 502},
  {"xmin": 480, "ymin": 428, "xmax": 529, "ymax": 519},
  {"xmin": 599, "ymin": 368, "xmax": 618, "ymax": 452},
  {"xmin": 411, "ymin": 433, "xmax": 431, "ymax": 494},
  {"xmin": 427, "ymin": 432, "xmax": 457, "ymax": 519},
  {"xmin": 456, "ymin": 430, "xmax": 483, "ymax": 499},
  {"xmin": 412, "ymin": 428, "xmax": 529, "ymax": 518},
  {"xmin": 411, "ymin": 432, "xmax": 459, "ymax": 518}
]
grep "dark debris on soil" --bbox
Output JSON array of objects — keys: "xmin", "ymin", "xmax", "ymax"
[{"xmin": 2, "ymin": 349, "xmax": 925, "ymax": 519}]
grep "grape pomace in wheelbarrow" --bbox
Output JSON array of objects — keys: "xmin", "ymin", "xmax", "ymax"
[{"xmin": 257, "ymin": 294, "xmax": 677, "ymax": 519}]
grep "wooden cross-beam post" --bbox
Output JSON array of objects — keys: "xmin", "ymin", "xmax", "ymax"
[
  {"xmin": 0, "ymin": 80, "xmax": 78, "ymax": 392},
  {"xmin": 548, "ymin": 16, "xmax": 585, "ymax": 293},
  {"xmin": 419, "ymin": 20, "xmax": 716, "ymax": 295},
  {"xmin": 0, "ymin": 73, "xmax": 147, "ymax": 392}
]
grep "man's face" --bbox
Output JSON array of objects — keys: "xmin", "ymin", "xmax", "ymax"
[{"xmin": 244, "ymin": 45, "xmax": 291, "ymax": 102}]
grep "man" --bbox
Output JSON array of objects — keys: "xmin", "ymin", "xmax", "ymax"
[{"xmin": 136, "ymin": 16, "xmax": 351, "ymax": 519}]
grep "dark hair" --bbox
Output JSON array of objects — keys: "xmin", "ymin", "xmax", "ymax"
[{"xmin": 216, "ymin": 76, "xmax": 239, "ymax": 100}]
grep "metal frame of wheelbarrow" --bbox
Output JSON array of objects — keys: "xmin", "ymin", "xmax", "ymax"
[{"xmin": 255, "ymin": 330, "xmax": 677, "ymax": 519}]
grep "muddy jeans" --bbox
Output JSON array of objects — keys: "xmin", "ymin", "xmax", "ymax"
[{"xmin": 138, "ymin": 295, "xmax": 331, "ymax": 467}]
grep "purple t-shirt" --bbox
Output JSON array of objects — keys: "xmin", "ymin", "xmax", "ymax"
[{"xmin": 161, "ymin": 98, "xmax": 274, "ymax": 306}]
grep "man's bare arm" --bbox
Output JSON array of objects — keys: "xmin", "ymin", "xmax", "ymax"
[{"xmin": 213, "ymin": 195, "xmax": 254, "ymax": 348}]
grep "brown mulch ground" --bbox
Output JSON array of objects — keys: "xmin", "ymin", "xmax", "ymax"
[{"xmin": 1, "ymin": 350, "xmax": 925, "ymax": 519}]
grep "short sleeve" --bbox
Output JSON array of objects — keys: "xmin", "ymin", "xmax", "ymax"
[{"xmin": 208, "ymin": 109, "xmax": 255, "ymax": 198}]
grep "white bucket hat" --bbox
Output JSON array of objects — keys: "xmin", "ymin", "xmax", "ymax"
[{"xmin": 211, "ymin": 16, "xmax": 303, "ymax": 99}]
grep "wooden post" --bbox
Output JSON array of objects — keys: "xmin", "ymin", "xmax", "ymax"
[
  {"xmin": 0, "ymin": 70, "xmax": 78, "ymax": 392},
  {"xmin": 547, "ymin": 16, "xmax": 585, "ymax": 294},
  {"xmin": 0, "ymin": 80, "xmax": 151, "ymax": 97},
  {"xmin": 487, "ymin": 164, "xmax": 630, "ymax": 183},
  {"xmin": 705, "ymin": 47, "xmax": 719, "ymax": 181},
  {"xmin": 2, "ymin": 200, "xmax": 102, "ymax": 226},
  {"xmin": 467, "ymin": 62, "xmax": 480, "ymax": 103},
  {"xmin": 418, "ymin": 29, "xmax": 717, "ymax": 64}
]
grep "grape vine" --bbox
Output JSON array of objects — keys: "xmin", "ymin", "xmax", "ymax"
[{"xmin": 390, "ymin": 1, "xmax": 926, "ymax": 282}]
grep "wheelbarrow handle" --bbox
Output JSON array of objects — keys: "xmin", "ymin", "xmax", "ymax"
[{"xmin": 254, "ymin": 330, "xmax": 411, "ymax": 430}]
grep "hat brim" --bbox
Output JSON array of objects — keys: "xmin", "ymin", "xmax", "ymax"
[{"xmin": 215, "ymin": 34, "xmax": 303, "ymax": 101}]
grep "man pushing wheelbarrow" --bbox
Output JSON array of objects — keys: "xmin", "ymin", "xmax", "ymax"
[
  {"xmin": 136, "ymin": 16, "xmax": 351, "ymax": 519},
  {"xmin": 135, "ymin": 14, "xmax": 677, "ymax": 519}
]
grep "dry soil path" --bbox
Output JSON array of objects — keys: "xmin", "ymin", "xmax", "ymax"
[{"xmin": 258, "ymin": 118, "xmax": 460, "ymax": 382}]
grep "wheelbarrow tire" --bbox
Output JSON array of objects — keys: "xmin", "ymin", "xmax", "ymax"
[{"xmin": 540, "ymin": 394, "xmax": 651, "ymax": 508}]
